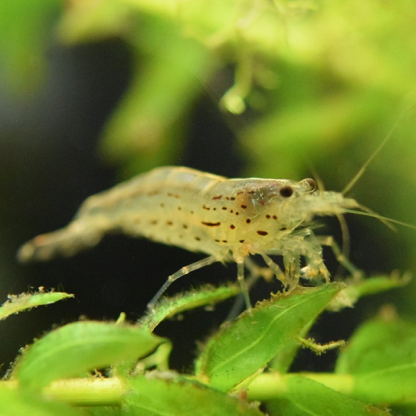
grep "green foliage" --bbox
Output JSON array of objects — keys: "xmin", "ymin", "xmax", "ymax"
[
  {"xmin": 1, "ymin": 277, "xmax": 414, "ymax": 415},
  {"xmin": 335, "ymin": 316, "xmax": 416, "ymax": 405},
  {"xmin": 0, "ymin": 384, "xmax": 82, "ymax": 416},
  {"xmin": 0, "ymin": 290, "xmax": 73, "ymax": 321},
  {"xmin": 139, "ymin": 284, "xmax": 241, "ymax": 332},
  {"xmin": 195, "ymin": 284, "xmax": 343, "ymax": 392},
  {"xmin": 125, "ymin": 375, "xmax": 264, "ymax": 416},
  {"xmin": 266, "ymin": 375, "xmax": 391, "ymax": 416},
  {"xmin": 52, "ymin": 0, "xmax": 416, "ymax": 182},
  {"xmin": 15, "ymin": 321, "xmax": 165, "ymax": 390}
]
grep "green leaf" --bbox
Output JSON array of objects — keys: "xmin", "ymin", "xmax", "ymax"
[
  {"xmin": 16, "ymin": 321, "xmax": 164, "ymax": 390},
  {"xmin": 139, "ymin": 284, "xmax": 240, "ymax": 332},
  {"xmin": 0, "ymin": 384, "xmax": 82, "ymax": 416},
  {"xmin": 0, "ymin": 291, "xmax": 74, "ymax": 321},
  {"xmin": 269, "ymin": 319, "xmax": 316, "ymax": 374},
  {"xmin": 328, "ymin": 274, "xmax": 410, "ymax": 312},
  {"xmin": 336, "ymin": 316, "xmax": 416, "ymax": 404},
  {"xmin": 390, "ymin": 403, "xmax": 416, "ymax": 416},
  {"xmin": 125, "ymin": 373, "xmax": 265, "ymax": 416},
  {"xmin": 267, "ymin": 375, "xmax": 390, "ymax": 416},
  {"xmin": 195, "ymin": 283, "xmax": 344, "ymax": 392},
  {"xmin": 83, "ymin": 407, "xmax": 123, "ymax": 416}
]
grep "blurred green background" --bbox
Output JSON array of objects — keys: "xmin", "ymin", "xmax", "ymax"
[{"xmin": 1, "ymin": 0, "xmax": 416, "ymax": 375}]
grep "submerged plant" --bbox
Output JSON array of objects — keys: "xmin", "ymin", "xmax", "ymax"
[{"xmin": 0, "ymin": 275, "xmax": 415, "ymax": 415}]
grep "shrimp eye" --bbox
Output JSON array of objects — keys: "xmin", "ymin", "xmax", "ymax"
[
  {"xmin": 279, "ymin": 186, "xmax": 293, "ymax": 198},
  {"xmin": 303, "ymin": 178, "xmax": 316, "ymax": 192}
]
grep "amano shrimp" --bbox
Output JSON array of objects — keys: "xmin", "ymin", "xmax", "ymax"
[{"xmin": 17, "ymin": 166, "xmax": 384, "ymax": 309}]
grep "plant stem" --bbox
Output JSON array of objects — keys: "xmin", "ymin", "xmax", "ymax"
[
  {"xmin": 0, "ymin": 378, "xmax": 125, "ymax": 406},
  {"xmin": 0, "ymin": 372, "xmax": 355, "ymax": 406},
  {"xmin": 246, "ymin": 372, "xmax": 355, "ymax": 401}
]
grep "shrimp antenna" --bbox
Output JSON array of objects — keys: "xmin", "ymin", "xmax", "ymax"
[
  {"xmin": 342, "ymin": 111, "xmax": 407, "ymax": 196},
  {"xmin": 310, "ymin": 165, "xmax": 325, "ymax": 193},
  {"xmin": 334, "ymin": 213, "xmax": 350, "ymax": 277},
  {"xmin": 356, "ymin": 204, "xmax": 397, "ymax": 231},
  {"xmin": 344, "ymin": 206, "xmax": 416, "ymax": 232}
]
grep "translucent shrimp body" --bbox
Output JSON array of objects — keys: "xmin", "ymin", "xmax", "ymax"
[{"xmin": 17, "ymin": 166, "xmax": 361, "ymax": 307}]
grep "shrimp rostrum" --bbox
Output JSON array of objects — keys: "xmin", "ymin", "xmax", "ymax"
[{"xmin": 18, "ymin": 166, "xmax": 370, "ymax": 309}]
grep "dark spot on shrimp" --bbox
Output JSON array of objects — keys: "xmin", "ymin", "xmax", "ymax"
[
  {"xmin": 190, "ymin": 210, "xmax": 194, "ymax": 214},
  {"xmin": 212, "ymin": 195, "xmax": 222, "ymax": 200},
  {"xmin": 257, "ymin": 231, "xmax": 268, "ymax": 236},
  {"xmin": 240, "ymin": 204, "xmax": 247, "ymax": 209},
  {"xmin": 222, "ymin": 240, "xmax": 228, "ymax": 243},
  {"xmin": 215, "ymin": 239, "xmax": 220, "ymax": 242},
  {"xmin": 201, "ymin": 221, "xmax": 221, "ymax": 227},
  {"xmin": 202, "ymin": 204, "xmax": 210, "ymax": 210},
  {"xmin": 230, "ymin": 210, "xmax": 234, "ymax": 213},
  {"xmin": 183, "ymin": 224, "xmax": 188, "ymax": 229},
  {"xmin": 167, "ymin": 192, "xmax": 180, "ymax": 199},
  {"xmin": 195, "ymin": 237, "xmax": 201, "ymax": 241},
  {"xmin": 246, "ymin": 219, "xmax": 251, "ymax": 224},
  {"xmin": 150, "ymin": 220, "xmax": 158, "ymax": 225},
  {"xmin": 266, "ymin": 215, "xmax": 270, "ymax": 219},
  {"xmin": 230, "ymin": 224, "xmax": 235, "ymax": 229},
  {"xmin": 239, "ymin": 239, "xmax": 245, "ymax": 243},
  {"xmin": 236, "ymin": 212, "xmax": 239, "ymax": 215},
  {"xmin": 147, "ymin": 190, "xmax": 160, "ymax": 196},
  {"xmin": 222, "ymin": 207, "xmax": 227, "ymax": 210},
  {"xmin": 160, "ymin": 203, "xmax": 165, "ymax": 208},
  {"xmin": 273, "ymin": 215, "xmax": 278, "ymax": 220},
  {"xmin": 167, "ymin": 221, "xmax": 173, "ymax": 226},
  {"xmin": 230, "ymin": 197, "xmax": 236, "ymax": 201},
  {"xmin": 280, "ymin": 227, "xmax": 287, "ymax": 231},
  {"xmin": 177, "ymin": 206, "xmax": 182, "ymax": 210}
]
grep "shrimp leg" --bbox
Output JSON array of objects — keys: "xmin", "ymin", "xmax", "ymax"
[
  {"xmin": 259, "ymin": 251, "xmax": 290, "ymax": 287},
  {"xmin": 147, "ymin": 255, "xmax": 219, "ymax": 311},
  {"xmin": 316, "ymin": 235, "xmax": 363, "ymax": 279},
  {"xmin": 226, "ymin": 257, "xmax": 274, "ymax": 320},
  {"xmin": 237, "ymin": 260, "xmax": 251, "ymax": 310}
]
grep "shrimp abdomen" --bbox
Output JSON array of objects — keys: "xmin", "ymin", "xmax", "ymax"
[{"xmin": 17, "ymin": 220, "xmax": 105, "ymax": 262}]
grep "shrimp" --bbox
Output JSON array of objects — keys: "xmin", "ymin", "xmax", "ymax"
[{"xmin": 17, "ymin": 166, "xmax": 376, "ymax": 310}]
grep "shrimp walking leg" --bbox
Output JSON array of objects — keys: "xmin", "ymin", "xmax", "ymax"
[
  {"xmin": 147, "ymin": 255, "xmax": 219, "ymax": 311},
  {"xmin": 259, "ymin": 252, "xmax": 290, "ymax": 287},
  {"xmin": 245, "ymin": 257, "xmax": 274, "ymax": 283},
  {"xmin": 237, "ymin": 260, "xmax": 251, "ymax": 310},
  {"xmin": 226, "ymin": 258, "xmax": 269, "ymax": 320},
  {"xmin": 317, "ymin": 235, "xmax": 363, "ymax": 279}
]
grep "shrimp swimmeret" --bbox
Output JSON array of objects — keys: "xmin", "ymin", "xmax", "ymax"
[{"xmin": 17, "ymin": 166, "xmax": 389, "ymax": 309}]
